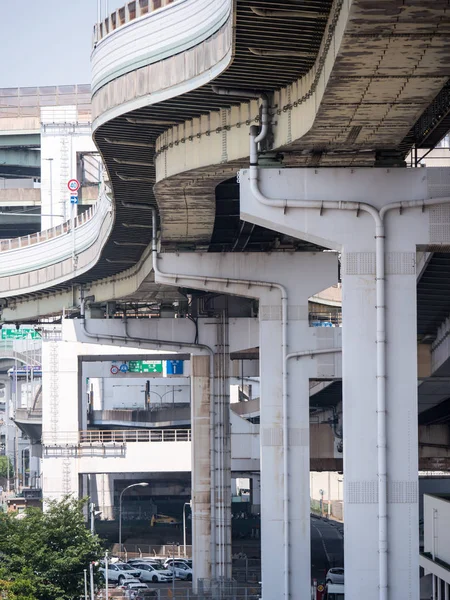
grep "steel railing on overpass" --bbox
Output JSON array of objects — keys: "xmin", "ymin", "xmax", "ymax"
[
  {"xmin": 80, "ymin": 428, "xmax": 191, "ymax": 443},
  {"xmin": 42, "ymin": 428, "xmax": 191, "ymax": 445},
  {"xmin": 0, "ymin": 200, "xmax": 98, "ymax": 252},
  {"xmin": 0, "ymin": 188, "xmax": 113, "ymax": 296},
  {"xmin": 94, "ymin": 0, "xmax": 176, "ymax": 43}
]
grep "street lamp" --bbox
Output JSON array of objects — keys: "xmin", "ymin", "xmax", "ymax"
[
  {"xmin": 183, "ymin": 500, "xmax": 192, "ymax": 557},
  {"xmin": 149, "ymin": 389, "xmax": 183, "ymax": 407},
  {"xmin": 119, "ymin": 482, "xmax": 149, "ymax": 553}
]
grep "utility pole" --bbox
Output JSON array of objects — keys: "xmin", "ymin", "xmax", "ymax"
[
  {"xmin": 172, "ymin": 542, "xmax": 175, "ymax": 599},
  {"xmin": 105, "ymin": 550, "xmax": 109, "ymax": 600},
  {"xmin": 13, "ymin": 359, "xmax": 19, "ymax": 492},
  {"xmin": 89, "ymin": 562, "xmax": 95, "ymax": 600},
  {"xmin": 168, "ymin": 542, "xmax": 180, "ymax": 598},
  {"xmin": 83, "ymin": 569, "xmax": 88, "ymax": 600}
]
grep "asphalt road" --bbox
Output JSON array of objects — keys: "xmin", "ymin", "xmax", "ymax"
[{"xmin": 311, "ymin": 516, "xmax": 344, "ymax": 582}]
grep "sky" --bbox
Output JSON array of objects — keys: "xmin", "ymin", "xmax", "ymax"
[{"xmin": 0, "ymin": 0, "xmax": 125, "ymax": 88}]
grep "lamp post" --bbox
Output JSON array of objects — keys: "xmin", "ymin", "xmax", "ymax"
[
  {"xmin": 83, "ymin": 568, "xmax": 88, "ymax": 600},
  {"xmin": 168, "ymin": 542, "xmax": 179, "ymax": 598},
  {"xmin": 183, "ymin": 500, "xmax": 191, "ymax": 557},
  {"xmin": 119, "ymin": 482, "xmax": 148, "ymax": 554}
]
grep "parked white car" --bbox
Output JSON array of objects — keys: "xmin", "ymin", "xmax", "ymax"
[
  {"xmin": 163, "ymin": 558, "xmax": 191, "ymax": 570},
  {"xmin": 120, "ymin": 582, "xmax": 150, "ymax": 599},
  {"xmin": 128, "ymin": 558, "xmax": 163, "ymax": 567},
  {"xmin": 326, "ymin": 567, "xmax": 344, "ymax": 584},
  {"xmin": 100, "ymin": 562, "xmax": 141, "ymax": 584},
  {"xmin": 130, "ymin": 562, "xmax": 173, "ymax": 583},
  {"xmin": 164, "ymin": 559, "xmax": 193, "ymax": 581}
]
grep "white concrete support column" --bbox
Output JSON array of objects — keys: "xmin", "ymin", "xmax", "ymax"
[
  {"xmin": 29, "ymin": 446, "xmax": 41, "ymax": 488},
  {"xmin": 250, "ymin": 475, "xmax": 261, "ymax": 510},
  {"xmin": 341, "ymin": 241, "xmax": 419, "ymax": 598},
  {"xmin": 191, "ymin": 355, "xmax": 212, "ymax": 590},
  {"xmin": 258, "ymin": 296, "xmax": 312, "ymax": 600},
  {"xmin": 156, "ymin": 252, "xmax": 338, "ymax": 600},
  {"xmin": 239, "ymin": 166, "xmax": 445, "ymax": 599},
  {"xmin": 3, "ymin": 378, "xmax": 14, "ymax": 492},
  {"xmin": 99, "ymin": 474, "xmax": 115, "ymax": 520}
]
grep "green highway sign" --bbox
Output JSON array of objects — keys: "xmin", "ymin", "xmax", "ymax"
[
  {"xmin": 128, "ymin": 360, "xmax": 163, "ymax": 373},
  {"xmin": 1, "ymin": 327, "xmax": 41, "ymax": 340}
]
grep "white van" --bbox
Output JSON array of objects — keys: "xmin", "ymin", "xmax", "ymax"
[{"xmin": 325, "ymin": 583, "xmax": 344, "ymax": 599}]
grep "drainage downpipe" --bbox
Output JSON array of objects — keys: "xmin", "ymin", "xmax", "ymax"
[
  {"xmin": 211, "ymin": 86, "xmax": 269, "ymax": 145},
  {"xmin": 151, "ymin": 208, "xmax": 290, "ymax": 596},
  {"xmin": 249, "ymin": 129, "xmax": 450, "ymax": 600}
]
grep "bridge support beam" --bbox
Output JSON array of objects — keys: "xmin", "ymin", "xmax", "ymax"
[
  {"xmin": 156, "ymin": 252, "xmax": 338, "ymax": 600},
  {"xmin": 239, "ymin": 166, "xmax": 446, "ymax": 599}
]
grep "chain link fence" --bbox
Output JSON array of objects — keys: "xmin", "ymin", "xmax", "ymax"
[{"xmin": 96, "ymin": 582, "xmax": 261, "ymax": 600}]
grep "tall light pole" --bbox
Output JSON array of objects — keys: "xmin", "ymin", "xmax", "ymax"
[
  {"xmin": 183, "ymin": 501, "xmax": 191, "ymax": 557},
  {"xmin": 119, "ymin": 482, "xmax": 148, "ymax": 554},
  {"xmin": 83, "ymin": 568, "xmax": 88, "ymax": 600}
]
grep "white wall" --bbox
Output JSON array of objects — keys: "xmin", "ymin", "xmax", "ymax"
[
  {"xmin": 101, "ymin": 377, "xmax": 191, "ymax": 410},
  {"xmin": 424, "ymin": 494, "xmax": 450, "ymax": 565},
  {"xmin": 310, "ymin": 471, "xmax": 343, "ymax": 501}
]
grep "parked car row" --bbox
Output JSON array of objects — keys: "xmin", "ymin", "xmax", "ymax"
[{"xmin": 99, "ymin": 557, "xmax": 193, "ymax": 586}]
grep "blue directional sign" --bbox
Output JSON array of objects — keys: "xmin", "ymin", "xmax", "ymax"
[
  {"xmin": 166, "ymin": 360, "xmax": 184, "ymax": 375},
  {"xmin": 70, "ymin": 194, "xmax": 78, "ymax": 204}
]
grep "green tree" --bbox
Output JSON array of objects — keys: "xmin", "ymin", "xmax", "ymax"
[
  {"xmin": 0, "ymin": 496, "xmax": 103, "ymax": 600},
  {"xmin": 0, "ymin": 455, "xmax": 13, "ymax": 480}
]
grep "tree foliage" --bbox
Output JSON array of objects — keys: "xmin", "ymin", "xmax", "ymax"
[
  {"xmin": 0, "ymin": 456, "xmax": 13, "ymax": 480},
  {"xmin": 0, "ymin": 496, "xmax": 102, "ymax": 600}
]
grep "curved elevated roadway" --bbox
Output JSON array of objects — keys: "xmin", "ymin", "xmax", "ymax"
[{"xmin": 1, "ymin": 0, "xmax": 450, "ymax": 329}]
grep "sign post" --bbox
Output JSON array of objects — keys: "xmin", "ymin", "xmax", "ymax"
[
  {"xmin": 67, "ymin": 179, "xmax": 80, "ymax": 194},
  {"xmin": 67, "ymin": 180, "xmax": 80, "ymax": 268}
]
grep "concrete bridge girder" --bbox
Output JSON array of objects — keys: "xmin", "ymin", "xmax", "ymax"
[{"xmin": 0, "ymin": 148, "xmax": 40, "ymax": 169}]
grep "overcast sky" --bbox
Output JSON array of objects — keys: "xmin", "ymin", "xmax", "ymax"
[{"xmin": 0, "ymin": 0, "xmax": 124, "ymax": 88}]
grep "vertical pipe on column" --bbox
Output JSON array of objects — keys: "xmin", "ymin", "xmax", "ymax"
[
  {"xmin": 433, "ymin": 508, "xmax": 438, "ymax": 600},
  {"xmin": 375, "ymin": 220, "xmax": 388, "ymax": 600}
]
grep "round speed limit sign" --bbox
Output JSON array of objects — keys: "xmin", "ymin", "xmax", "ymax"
[{"xmin": 67, "ymin": 179, "xmax": 80, "ymax": 193}]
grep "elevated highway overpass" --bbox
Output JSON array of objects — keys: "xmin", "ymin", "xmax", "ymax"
[{"xmin": 1, "ymin": 1, "xmax": 450, "ymax": 599}]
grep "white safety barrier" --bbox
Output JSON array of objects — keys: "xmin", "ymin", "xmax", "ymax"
[{"xmin": 0, "ymin": 191, "xmax": 113, "ymax": 296}]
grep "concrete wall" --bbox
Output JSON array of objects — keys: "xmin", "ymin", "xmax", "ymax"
[
  {"xmin": 424, "ymin": 494, "xmax": 450, "ymax": 565},
  {"xmin": 310, "ymin": 471, "xmax": 344, "ymax": 502},
  {"xmin": 420, "ymin": 477, "xmax": 450, "ymax": 523},
  {"xmin": 99, "ymin": 376, "xmax": 190, "ymax": 409}
]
